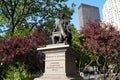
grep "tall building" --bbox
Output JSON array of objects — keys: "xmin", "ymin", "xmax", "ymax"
[
  {"xmin": 78, "ymin": 3, "xmax": 100, "ymax": 27},
  {"xmin": 103, "ymin": 0, "xmax": 120, "ymax": 30}
]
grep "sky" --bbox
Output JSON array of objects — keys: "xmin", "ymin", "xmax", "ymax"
[{"xmin": 66, "ymin": 0, "xmax": 106, "ymax": 30}]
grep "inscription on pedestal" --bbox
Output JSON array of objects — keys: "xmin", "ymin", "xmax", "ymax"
[
  {"xmin": 45, "ymin": 53, "xmax": 65, "ymax": 74},
  {"xmin": 47, "ymin": 61, "xmax": 64, "ymax": 71}
]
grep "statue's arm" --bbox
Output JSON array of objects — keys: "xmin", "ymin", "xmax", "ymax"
[{"xmin": 53, "ymin": 23, "xmax": 58, "ymax": 32}]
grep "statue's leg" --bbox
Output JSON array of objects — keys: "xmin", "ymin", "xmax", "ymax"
[
  {"xmin": 67, "ymin": 33, "xmax": 72, "ymax": 45},
  {"xmin": 65, "ymin": 37, "xmax": 67, "ymax": 45},
  {"xmin": 59, "ymin": 34, "xmax": 62, "ymax": 43},
  {"xmin": 51, "ymin": 35, "xmax": 55, "ymax": 44}
]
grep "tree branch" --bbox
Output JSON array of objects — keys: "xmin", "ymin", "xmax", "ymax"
[
  {"xmin": 1, "ymin": 8, "xmax": 10, "ymax": 20},
  {"xmin": 2, "ymin": 0, "xmax": 11, "ymax": 16},
  {"xmin": 83, "ymin": 60, "xmax": 94, "ymax": 71},
  {"xmin": 14, "ymin": 0, "xmax": 27, "ymax": 27}
]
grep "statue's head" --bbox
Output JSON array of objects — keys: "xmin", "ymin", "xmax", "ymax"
[{"xmin": 59, "ymin": 12, "xmax": 65, "ymax": 19}]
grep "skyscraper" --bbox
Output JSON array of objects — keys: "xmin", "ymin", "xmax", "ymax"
[
  {"xmin": 78, "ymin": 3, "xmax": 100, "ymax": 27},
  {"xmin": 103, "ymin": 0, "xmax": 120, "ymax": 30}
]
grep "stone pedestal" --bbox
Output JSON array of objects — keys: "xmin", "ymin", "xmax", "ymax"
[{"xmin": 34, "ymin": 43, "xmax": 83, "ymax": 80}]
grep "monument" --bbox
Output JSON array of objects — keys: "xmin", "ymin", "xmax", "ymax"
[
  {"xmin": 34, "ymin": 13, "xmax": 83, "ymax": 80},
  {"xmin": 51, "ymin": 13, "xmax": 72, "ymax": 45}
]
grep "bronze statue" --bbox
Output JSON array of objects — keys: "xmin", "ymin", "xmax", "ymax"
[{"xmin": 51, "ymin": 13, "xmax": 72, "ymax": 45}]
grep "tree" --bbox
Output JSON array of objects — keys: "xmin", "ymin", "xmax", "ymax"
[
  {"xmin": 81, "ymin": 21, "xmax": 120, "ymax": 74},
  {"xmin": 0, "ymin": 26, "xmax": 49, "ymax": 75},
  {"xmin": 0, "ymin": 0, "xmax": 75, "ymax": 37},
  {"xmin": 71, "ymin": 25, "xmax": 94, "ymax": 72}
]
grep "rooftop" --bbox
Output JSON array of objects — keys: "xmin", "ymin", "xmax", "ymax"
[{"xmin": 78, "ymin": 3, "xmax": 99, "ymax": 9}]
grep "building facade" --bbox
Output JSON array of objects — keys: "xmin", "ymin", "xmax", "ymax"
[
  {"xmin": 78, "ymin": 3, "xmax": 100, "ymax": 27},
  {"xmin": 103, "ymin": 0, "xmax": 120, "ymax": 30}
]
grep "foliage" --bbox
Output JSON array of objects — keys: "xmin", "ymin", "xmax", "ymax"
[
  {"xmin": 3, "ymin": 62, "xmax": 36, "ymax": 80},
  {"xmin": 0, "ymin": 0, "xmax": 75, "ymax": 37},
  {"xmin": 71, "ymin": 25, "xmax": 94, "ymax": 71},
  {"xmin": 81, "ymin": 21, "xmax": 120, "ymax": 71},
  {"xmin": 0, "ymin": 27, "xmax": 49, "ymax": 74},
  {"xmin": 71, "ymin": 25, "xmax": 83, "ymax": 51}
]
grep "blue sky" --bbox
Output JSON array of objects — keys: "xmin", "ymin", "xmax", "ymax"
[{"xmin": 67, "ymin": 0, "xmax": 106, "ymax": 30}]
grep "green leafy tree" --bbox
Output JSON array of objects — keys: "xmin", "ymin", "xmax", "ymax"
[
  {"xmin": 0, "ymin": 0, "xmax": 75, "ymax": 37},
  {"xmin": 71, "ymin": 25, "xmax": 94, "ymax": 72}
]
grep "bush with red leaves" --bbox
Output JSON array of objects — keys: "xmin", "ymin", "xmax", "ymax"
[{"xmin": 0, "ymin": 27, "xmax": 49, "ymax": 73}]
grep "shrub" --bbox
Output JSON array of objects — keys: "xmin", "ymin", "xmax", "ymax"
[
  {"xmin": 3, "ymin": 62, "xmax": 36, "ymax": 80},
  {"xmin": 0, "ymin": 27, "xmax": 49, "ymax": 74}
]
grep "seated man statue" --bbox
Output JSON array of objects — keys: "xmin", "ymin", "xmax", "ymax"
[{"xmin": 51, "ymin": 13, "xmax": 72, "ymax": 45}]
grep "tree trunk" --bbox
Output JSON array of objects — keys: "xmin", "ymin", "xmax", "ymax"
[
  {"xmin": 11, "ymin": 26, "xmax": 15, "ymax": 37},
  {"xmin": 83, "ymin": 60, "xmax": 93, "ymax": 71},
  {"xmin": 95, "ymin": 56, "xmax": 100, "ymax": 66},
  {"xmin": 103, "ymin": 57, "xmax": 107, "ymax": 80},
  {"xmin": 78, "ymin": 61, "xmax": 81, "ymax": 73},
  {"xmin": 10, "ymin": 16, "xmax": 15, "ymax": 37}
]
